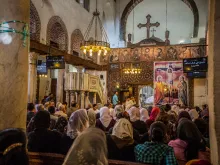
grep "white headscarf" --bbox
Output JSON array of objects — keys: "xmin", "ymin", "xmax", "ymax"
[
  {"xmin": 99, "ymin": 107, "xmax": 113, "ymax": 128},
  {"xmin": 125, "ymin": 100, "xmax": 135, "ymax": 111},
  {"xmin": 189, "ymin": 109, "xmax": 199, "ymax": 121},
  {"xmin": 127, "ymin": 106, "xmax": 140, "ymax": 122},
  {"xmin": 67, "ymin": 109, "xmax": 89, "ymax": 139},
  {"xmin": 88, "ymin": 109, "xmax": 96, "ymax": 127},
  {"xmin": 113, "ymin": 105, "xmax": 124, "ymax": 120},
  {"xmin": 63, "ymin": 127, "xmax": 108, "ymax": 165},
  {"xmin": 112, "ymin": 118, "xmax": 133, "ymax": 139},
  {"xmin": 140, "ymin": 108, "xmax": 149, "ymax": 122},
  {"xmin": 171, "ymin": 105, "xmax": 179, "ymax": 115}
]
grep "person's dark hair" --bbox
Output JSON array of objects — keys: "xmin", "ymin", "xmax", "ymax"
[
  {"xmin": 202, "ymin": 104, "xmax": 208, "ymax": 109},
  {"xmin": 150, "ymin": 121, "xmax": 166, "ymax": 143},
  {"xmin": 116, "ymin": 111, "xmax": 130, "ymax": 121},
  {"xmin": 177, "ymin": 118, "xmax": 206, "ymax": 161},
  {"xmin": 147, "ymin": 106, "xmax": 153, "ymax": 116},
  {"xmin": 194, "ymin": 118, "xmax": 208, "ymax": 136},
  {"xmin": 34, "ymin": 111, "xmax": 50, "ymax": 129},
  {"xmin": 164, "ymin": 104, "xmax": 171, "ymax": 112},
  {"xmin": 104, "ymin": 104, "xmax": 109, "ymax": 107},
  {"xmin": 63, "ymin": 102, "xmax": 67, "ymax": 105},
  {"xmin": 93, "ymin": 104, "xmax": 97, "ymax": 108},
  {"xmin": 71, "ymin": 102, "xmax": 77, "ymax": 108},
  {"xmin": 48, "ymin": 106, "xmax": 55, "ymax": 114},
  {"xmin": 54, "ymin": 116, "xmax": 68, "ymax": 133},
  {"xmin": 195, "ymin": 106, "xmax": 201, "ymax": 113},
  {"xmin": 27, "ymin": 103, "xmax": 35, "ymax": 111},
  {"xmin": 177, "ymin": 111, "xmax": 191, "ymax": 123},
  {"xmin": 0, "ymin": 128, "xmax": 29, "ymax": 165}
]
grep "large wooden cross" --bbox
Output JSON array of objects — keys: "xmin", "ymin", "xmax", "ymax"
[{"xmin": 137, "ymin": 14, "xmax": 160, "ymax": 39}]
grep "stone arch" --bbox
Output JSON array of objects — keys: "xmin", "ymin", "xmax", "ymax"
[
  {"xmin": 71, "ymin": 29, "xmax": 84, "ymax": 53},
  {"xmin": 120, "ymin": 0, "xmax": 199, "ymax": 41},
  {"xmin": 30, "ymin": 1, "xmax": 41, "ymax": 41},
  {"xmin": 47, "ymin": 16, "xmax": 68, "ymax": 51}
]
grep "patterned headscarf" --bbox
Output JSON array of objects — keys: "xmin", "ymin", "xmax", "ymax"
[
  {"xmin": 54, "ymin": 116, "xmax": 68, "ymax": 133},
  {"xmin": 63, "ymin": 128, "xmax": 108, "ymax": 165},
  {"xmin": 112, "ymin": 118, "xmax": 133, "ymax": 139},
  {"xmin": 67, "ymin": 109, "xmax": 89, "ymax": 139},
  {"xmin": 99, "ymin": 107, "xmax": 112, "ymax": 128}
]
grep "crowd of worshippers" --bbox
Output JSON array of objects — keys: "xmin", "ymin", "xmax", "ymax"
[{"xmin": 0, "ymin": 95, "xmax": 211, "ymax": 165}]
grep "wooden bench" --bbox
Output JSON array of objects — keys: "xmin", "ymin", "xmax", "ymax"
[
  {"xmin": 29, "ymin": 152, "xmax": 147, "ymax": 165},
  {"xmin": 29, "ymin": 152, "xmax": 186, "ymax": 165}
]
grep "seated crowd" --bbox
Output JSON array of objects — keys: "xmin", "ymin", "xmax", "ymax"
[{"xmin": 0, "ymin": 95, "xmax": 211, "ymax": 165}]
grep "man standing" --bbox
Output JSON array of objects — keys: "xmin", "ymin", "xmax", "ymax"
[
  {"xmin": 45, "ymin": 93, "xmax": 54, "ymax": 102},
  {"xmin": 112, "ymin": 91, "xmax": 119, "ymax": 107}
]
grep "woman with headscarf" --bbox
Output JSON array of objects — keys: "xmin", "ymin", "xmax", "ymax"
[
  {"xmin": 63, "ymin": 127, "xmax": 108, "ymax": 165},
  {"xmin": 127, "ymin": 106, "xmax": 147, "ymax": 135},
  {"xmin": 168, "ymin": 118, "xmax": 210, "ymax": 163},
  {"xmin": 27, "ymin": 110, "xmax": 62, "ymax": 153},
  {"xmin": 112, "ymin": 105, "xmax": 124, "ymax": 120},
  {"xmin": 146, "ymin": 107, "xmax": 160, "ymax": 129},
  {"xmin": 60, "ymin": 109, "xmax": 89, "ymax": 155},
  {"xmin": 107, "ymin": 118, "xmax": 136, "ymax": 162},
  {"xmin": 88, "ymin": 108, "xmax": 96, "ymax": 127},
  {"xmin": 140, "ymin": 108, "xmax": 149, "ymax": 122},
  {"xmin": 54, "ymin": 116, "xmax": 68, "ymax": 134},
  {"xmin": 0, "ymin": 128, "xmax": 29, "ymax": 165},
  {"xmin": 189, "ymin": 108, "xmax": 199, "ymax": 121},
  {"xmin": 135, "ymin": 121, "xmax": 178, "ymax": 165},
  {"xmin": 96, "ymin": 106, "xmax": 116, "ymax": 132}
]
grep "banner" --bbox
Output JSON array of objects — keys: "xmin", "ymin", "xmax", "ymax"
[{"xmin": 154, "ymin": 61, "xmax": 188, "ymax": 106}]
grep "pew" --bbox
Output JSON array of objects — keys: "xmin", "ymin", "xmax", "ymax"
[
  {"xmin": 29, "ymin": 152, "xmax": 147, "ymax": 165},
  {"xmin": 29, "ymin": 152, "xmax": 186, "ymax": 165}
]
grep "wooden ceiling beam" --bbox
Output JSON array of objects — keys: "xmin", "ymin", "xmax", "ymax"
[{"xmin": 30, "ymin": 40, "xmax": 107, "ymax": 70}]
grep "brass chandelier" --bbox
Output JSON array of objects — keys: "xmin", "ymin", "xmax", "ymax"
[
  {"xmin": 123, "ymin": 63, "xmax": 142, "ymax": 74},
  {"xmin": 80, "ymin": 0, "xmax": 110, "ymax": 57}
]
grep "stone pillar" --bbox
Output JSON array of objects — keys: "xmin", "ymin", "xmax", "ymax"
[
  {"xmin": 70, "ymin": 91, "xmax": 75, "ymax": 103},
  {"xmin": 208, "ymin": 0, "xmax": 220, "ymax": 164},
  {"xmin": 0, "ymin": 0, "xmax": 29, "ymax": 130},
  {"xmin": 56, "ymin": 69, "xmax": 65, "ymax": 103},
  {"xmin": 80, "ymin": 91, "xmax": 85, "ymax": 109},
  {"xmin": 93, "ymin": 93, "xmax": 97, "ymax": 104},
  {"xmin": 28, "ymin": 52, "xmax": 38, "ymax": 103},
  {"xmin": 85, "ymin": 92, "xmax": 90, "ymax": 108},
  {"xmin": 65, "ymin": 91, "xmax": 70, "ymax": 107}
]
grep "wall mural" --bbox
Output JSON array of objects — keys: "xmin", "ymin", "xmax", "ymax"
[{"xmin": 154, "ymin": 61, "xmax": 188, "ymax": 106}]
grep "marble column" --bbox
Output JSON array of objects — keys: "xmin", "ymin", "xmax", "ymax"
[
  {"xmin": 56, "ymin": 69, "xmax": 65, "ymax": 103},
  {"xmin": 0, "ymin": 0, "xmax": 29, "ymax": 130},
  {"xmin": 208, "ymin": 0, "xmax": 220, "ymax": 164},
  {"xmin": 85, "ymin": 92, "xmax": 90, "ymax": 108},
  {"xmin": 93, "ymin": 93, "xmax": 97, "ymax": 104},
  {"xmin": 65, "ymin": 91, "xmax": 70, "ymax": 107},
  {"xmin": 80, "ymin": 91, "xmax": 85, "ymax": 109},
  {"xmin": 70, "ymin": 91, "xmax": 75, "ymax": 103},
  {"xmin": 28, "ymin": 52, "xmax": 38, "ymax": 103}
]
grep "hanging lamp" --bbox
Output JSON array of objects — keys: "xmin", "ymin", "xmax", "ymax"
[{"xmin": 80, "ymin": 0, "xmax": 110, "ymax": 57}]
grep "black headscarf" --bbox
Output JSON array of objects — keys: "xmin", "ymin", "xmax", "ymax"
[
  {"xmin": 177, "ymin": 118, "xmax": 206, "ymax": 161},
  {"xmin": 34, "ymin": 110, "xmax": 50, "ymax": 129},
  {"xmin": 54, "ymin": 116, "xmax": 68, "ymax": 133}
]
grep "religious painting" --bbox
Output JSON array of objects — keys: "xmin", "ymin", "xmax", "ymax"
[
  {"xmin": 109, "ymin": 49, "xmax": 119, "ymax": 63},
  {"xmin": 179, "ymin": 46, "xmax": 191, "ymax": 59},
  {"xmin": 89, "ymin": 75, "xmax": 98, "ymax": 90},
  {"xmin": 100, "ymin": 53, "xmax": 109, "ymax": 65},
  {"xmin": 141, "ymin": 47, "xmax": 154, "ymax": 61},
  {"xmin": 154, "ymin": 61, "xmax": 188, "ymax": 106},
  {"xmin": 119, "ymin": 48, "xmax": 131, "ymax": 62},
  {"xmin": 154, "ymin": 47, "xmax": 165, "ymax": 60},
  {"xmin": 131, "ymin": 48, "xmax": 141, "ymax": 62},
  {"xmin": 166, "ymin": 47, "xmax": 178, "ymax": 60}
]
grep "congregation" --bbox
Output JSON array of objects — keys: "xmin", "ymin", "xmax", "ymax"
[{"xmin": 0, "ymin": 94, "xmax": 211, "ymax": 165}]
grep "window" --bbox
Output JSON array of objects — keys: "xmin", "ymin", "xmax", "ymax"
[{"xmin": 76, "ymin": 0, "xmax": 90, "ymax": 12}]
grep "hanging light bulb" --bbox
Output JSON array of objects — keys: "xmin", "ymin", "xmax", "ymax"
[
  {"xmin": 83, "ymin": 49, "xmax": 87, "ymax": 54},
  {"xmin": 104, "ymin": 49, "xmax": 107, "ymax": 55},
  {"xmin": 89, "ymin": 49, "xmax": 93, "ymax": 56},
  {"xmin": 98, "ymin": 49, "xmax": 102, "ymax": 56}
]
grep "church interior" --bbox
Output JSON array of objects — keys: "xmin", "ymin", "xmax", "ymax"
[{"xmin": 0, "ymin": 0, "xmax": 220, "ymax": 164}]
